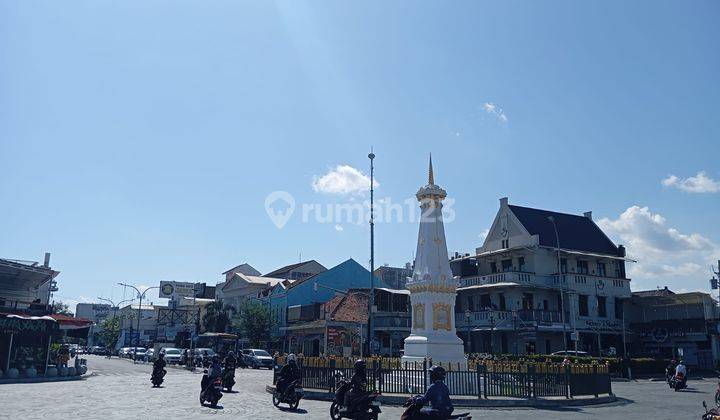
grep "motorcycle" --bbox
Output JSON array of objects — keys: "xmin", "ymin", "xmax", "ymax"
[
  {"xmin": 400, "ymin": 397, "xmax": 471, "ymax": 420},
  {"xmin": 200, "ymin": 370, "xmax": 223, "ymax": 407},
  {"xmin": 703, "ymin": 401, "xmax": 720, "ymax": 420},
  {"xmin": 150, "ymin": 368, "xmax": 166, "ymax": 387},
  {"xmin": 669, "ymin": 372, "xmax": 687, "ymax": 392},
  {"xmin": 237, "ymin": 356, "xmax": 248, "ymax": 369},
  {"xmin": 329, "ymin": 374, "xmax": 381, "ymax": 420},
  {"xmin": 222, "ymin": 368, "xmax": 236, "ymax": 392},
  {"xmin": 272, "ymin": 379, "xmax": 304, "ymax": 410}
]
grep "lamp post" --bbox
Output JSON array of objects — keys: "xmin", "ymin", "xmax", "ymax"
[
  {"xmin": 464, "ymin": 309, "xmax": 471, "ymax": 354},
  {"xmin": 548, "ymin": 216, "xmax": 569, "ymax": 352},
  {"xmin": 368, "ymin": 150, "xmax": 376, "ymax": 356},
  {"xmin": 117, "ymin": 283, "xmax": 159, "ymax": 363},
  {"xmin": 97, "ymin": 297, "xmax": 135, "ymax": 352},
  {"xmin": 512, "ymin": 310, "xmax": 519, "ymax": 356},
  {"xmin": 489, "ymin": 311, "xmax": 496, "ymax": 355}
]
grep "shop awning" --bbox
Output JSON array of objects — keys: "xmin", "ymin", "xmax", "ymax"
[
  {"xmin": 0, "ymin": 313, "xmax": 58, "ymax": 334},
  {"xmin": 48, "ymin": 314, "xmax": 93, "ymax": 330},
  {"xmin": 198, "ymin": 332, "xmax": 238, "ymax": 339}
]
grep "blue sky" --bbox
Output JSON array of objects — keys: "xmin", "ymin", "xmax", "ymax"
[{"xmin": 1, "ymin": 1, "xmax": 719, "ymax": 309}]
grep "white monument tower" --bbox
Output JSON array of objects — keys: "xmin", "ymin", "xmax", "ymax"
[{"xmin": 402, "ymin": 155, "xmax": 466, "ymax": 367}]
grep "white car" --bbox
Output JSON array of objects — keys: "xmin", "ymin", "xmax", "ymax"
[
  {"xmin": 241, "ymin": 349, "xmax": 273, "ymax": 369},
  {"xmin": 160, "ymin": 347, "xmax": 183, "ymax": 364}
]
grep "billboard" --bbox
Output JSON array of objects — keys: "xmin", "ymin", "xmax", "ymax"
[{"xmin": 159, "ymin": 281, "xmax": 197, "ymax": 300}]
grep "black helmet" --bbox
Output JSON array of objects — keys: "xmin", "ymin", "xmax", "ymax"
[
  {"xmin": 354, "ymin": 359, "xmax": 366, "ymax": 373},
  {"xmin": 429, "ymin": 365, "xmax": 446, "ymax": 382}
]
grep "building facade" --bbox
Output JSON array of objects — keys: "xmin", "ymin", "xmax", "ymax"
[
  {"xmin": 263, "ymin": 260, "xmax": 327, "ymax": 281},
  {"xmin": 627, "ymin": 287, "xmax": 719, "ymax": 368},
  {"xmin": 374, "ymin": 264, "xmax": 413, "ymax": 290},
  {"xmin": 75, "ymin": 303, "xmax": 112, "ymax": 346},
  {"xmin": 453, "ymin": 197, "xmax": 633, "ymax": 356}
]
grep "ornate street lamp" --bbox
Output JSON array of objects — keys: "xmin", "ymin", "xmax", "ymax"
[{"xmin": 464, "ymin": 309, "xmax": 471, "ymax": 354}]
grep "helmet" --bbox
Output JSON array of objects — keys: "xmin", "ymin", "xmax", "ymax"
[
  {"xmin": 212, "ymin": 355, "xmax": 219, "ymax": 362},
  {"xmin": 354, "ymin": 359, "xmax": 366, "ymax": 373},
  {"xmin": 228, "ymin": 351, "xmax": 234, "ymax": 357},
  {"xmin": 429, "ymin": 365, "xmax": 446, "ymax": 382},
  {"xmin": 287, "ymin": 353, "xmax": 297, "ymax": 363},
  {"xmin": 158, "ymin": 353, "xmax": 165, "ymax": 359}
]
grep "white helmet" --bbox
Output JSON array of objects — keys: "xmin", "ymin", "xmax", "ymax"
[{"xmin": 287, "ymin": 353, "xmax": 297, "ymax": 363}]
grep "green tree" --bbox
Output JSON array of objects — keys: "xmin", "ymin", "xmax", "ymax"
[
  {"xmin": 202, "ymin": 301, "xmax": 235, "ymax": 333},
  {"xmin": 232, "ymin": 301, "xmax": 271, "ymax": 347},
  {"xmin": 98, "ymin": 316, "xmax": 121, "ymax": 348},
  {"xmin": 51, "ymin": 301, "xmax": 74, "ymax": 316}
]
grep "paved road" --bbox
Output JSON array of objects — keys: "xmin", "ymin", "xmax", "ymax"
[{"xmin": 0, "ymin": 355, "xmax": 715, "ymax": 419}]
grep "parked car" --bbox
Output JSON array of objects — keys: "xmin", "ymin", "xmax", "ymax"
[
  {"xmin": 159, "ymin": 347, "xmax": 183, "ymax": 364},
  {"xmin": 128, "ymin": 347, "xmax": 147, "ymax": 360},
  {"xmin": 551, "ymin": 350, "xmax": 590, "ymax": 357},
  {"xmin": 241, "ymin": 349, "xmax": 273, "ymax": 369},
  {"xmin": 119, "ymin": 347, "xmax": 132, "ymax": 358}
]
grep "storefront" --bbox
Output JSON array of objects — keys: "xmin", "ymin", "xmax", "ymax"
[{"xmin": 0, "ymin": 314, "xmax": 58, "ymax": 375}]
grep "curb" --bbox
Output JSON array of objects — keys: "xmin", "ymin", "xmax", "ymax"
[
  {"xmin": 0, "ymin": 372, "xmax": 90, "ymax": 385},
  {"xmin": 265, "ymin": 385, "xmax": 616, "ymax": 408}
]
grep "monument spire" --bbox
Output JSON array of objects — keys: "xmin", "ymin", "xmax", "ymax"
[
  {"xmin": 428, "ymin": 153, "xmax": 434, "ymax": 185},
  {"xmin": 403, "ymin": 154, "xmax": 466, "ymax": 367}
]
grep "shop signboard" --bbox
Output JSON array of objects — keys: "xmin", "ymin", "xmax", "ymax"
[
  {"xmin": 159, "ymin": 281, "xmax": 197, "ymax": 301},
  {"xmin": 0, "ymin": 316, "xmax": 57, "ymax": 334}
]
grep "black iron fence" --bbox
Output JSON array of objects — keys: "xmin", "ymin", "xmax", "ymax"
[{"xmin": 273, "ymin": 357, "xmax": 612, "ymax": 399}]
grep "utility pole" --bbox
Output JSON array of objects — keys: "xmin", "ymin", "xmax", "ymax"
[{"xmin": 368, "ymin": 150, "xmax": 376, "ymax": 356}]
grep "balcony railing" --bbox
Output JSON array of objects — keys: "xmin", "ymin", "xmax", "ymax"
[
  {"xmin": 458, "ymin": 272, "xmax": 557, "ymax": 289},
  {"xmin": 458, "ymin": 271, "xmax": 631, "ymax": 292},
  {"xmin": 455, "ymin": 309, "xmax": 566, "ymax": 328}
]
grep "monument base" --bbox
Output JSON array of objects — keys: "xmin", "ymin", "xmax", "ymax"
[{"xmin": 401, "ymin": 334, "xmax": 467, "ymax": 369}]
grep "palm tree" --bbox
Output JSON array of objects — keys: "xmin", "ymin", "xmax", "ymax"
[{"xmin": 202, "ymin": 300, "xmax": 236, "ymax": 333}]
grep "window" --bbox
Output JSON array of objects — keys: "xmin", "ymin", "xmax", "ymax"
[
  {"xmin": 597, "ymin": 262, "xmax": 606, "ymax": 277},
  {"xmin": 501, "ymin": 239, "xmax": 509, "ymax": 249},
  {"xmin": 490, "ymin": 262, "xmax": 498, "ymax": 274},
  {"xmin": 560, "ymin": 258, "xmax": 567, "ymax": 274},
  {"xmin": 518, "ymin": 257, "xmax": 526, "ymax": 272},
  {"xmin": 466, "ymin": 296, "xmax": 474, "ymax": 312},
  {"xmin": 597, "ymin": 296, "xmax": 607, "ymax": 318},
  {"xmin": 577, "ymin": 260, "xmax": 589, "ymax": 274},
  {"xmin": 499, "ymin": 294, "xmax": 506, "ymax": 310},
  {"xmin": 614, "ymin": 298, "xmax": 623, "ymax": 320},
  {"xmin": 614, "ymin": 261, "xmax": 626, "ymax": 278},
  {"xmin": 501, "ymin": 259, "xmax": 512, "ymax": 272},
  {"xmin": 522, "ymin": 293, "xmax": 534, "ymax": 310},
  {"xmin": 480, "ymin": 294, "xmax": 492, "ymax": 309},
  {"xmin": 578, "ymin": 294, "xmax": 589, "ymax": 316}
]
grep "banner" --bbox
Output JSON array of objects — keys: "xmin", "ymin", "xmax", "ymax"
[{"xmin": 159, "ymin": 281, "xmax": 197, "ymax": 300}]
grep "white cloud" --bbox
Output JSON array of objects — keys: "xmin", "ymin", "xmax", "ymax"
[
  {"xmin": 312, "ymin": 165, "xmax": 377, "ymax": 195},
  {"xmin": 597, "ymin": 205, "xmax": 718, "ymax": 286},
  {"xmin": 334, "ymin": 224, "xmax": 344, "ymax": 231},
  {"xmin": 662, "ymin": 171, "xmax": 720, "ymax": 193},
  {"xmin": 481, "ymin": 102, "xmax": 509, "ymax": 124},
  {"xmin": 478, "ymin": 228, "xmax": 490, "ymax": 241}
]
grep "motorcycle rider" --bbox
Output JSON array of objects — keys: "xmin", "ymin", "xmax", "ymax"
[
  {"xmin": 674, "ymin": 359, "xmax": 687, "ymax": 387},
  {"xmin": 224, "ymin": 351, "xmax": 237, "ymax": 370},
  {"xmin": 276, "ymin": 353, "xmax": 301, "ymax": 398},
  {"xmin": 152, "ymin": 353, "xmax": 166, "ymax": 384},
  {"xmin": 413, "ymin": 365, "xmax": 454, "ymax": 419},
  {"xmin": 222, "ymin": 351, "xmax": 237, "ymax": 389},
  {"xmin": 666, "ymin": 359, "xmax": 677, "ymax": 382},
  {"xmin": 342, "ymin": 359, "xmax": 368, "ymax": 414}
]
